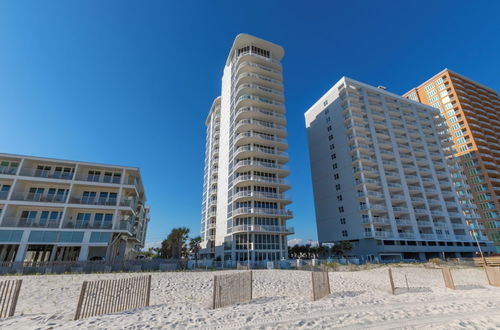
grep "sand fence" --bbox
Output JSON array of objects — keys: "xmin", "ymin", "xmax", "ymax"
[
  {"xmin": 484, "ymin": 266, "xmax": 500, "ymax": 287},
  {"xmin": 212, "ymin": 271, "xmax": 253, "ymax": 308},
  {"xmin": 441, "ymin": 267, "xmax": 455, "ymax": 289},
  {"xmin": 311, "ymin": 271, "xmax": 331, "ymax": 301},
  {"xmin": 0, "ymin": 279, "xmax": 22, "ymax": 318},
  {"xmin": 74, "ymin": 275, "xmax": 151, "ymax": 320}
]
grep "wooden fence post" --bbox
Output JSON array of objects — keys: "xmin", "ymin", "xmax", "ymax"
[
  {"xmin": 74, "ymin": 281, "xmax": 88, "ymax": 320},
  {"xmin": 441, "ymin": 267, "xmax": 455, "ymax": 289},
  {"xmin": 388, "ymin": 268, "xmax": 395, "ymax": 295}
]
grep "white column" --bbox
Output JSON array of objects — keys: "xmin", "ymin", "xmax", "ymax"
[
  {"xmin": 14, "ymin": 230, "xmax": 30, "ymax": 262},
  {"xmin": 78, "ymin": 231, "xmax": 91, "ymax": 261}
]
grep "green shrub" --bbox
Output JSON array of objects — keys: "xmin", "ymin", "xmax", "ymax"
[{"xmin": 428, "ymin": 258, "xmax": 442, "ymax": 264}]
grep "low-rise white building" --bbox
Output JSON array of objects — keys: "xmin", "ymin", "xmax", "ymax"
[
  {"xmin": 0, "ymin": 153, "xmax": 149, "ymax": 262},
  {"xmin": 305, "ymin": 77, "xmax": 494, "ymax": 261}
]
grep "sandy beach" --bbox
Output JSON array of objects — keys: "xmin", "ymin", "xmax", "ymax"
[{"xmin": 0, "ymin": 266, "xmax": 499, "ymax": 329}]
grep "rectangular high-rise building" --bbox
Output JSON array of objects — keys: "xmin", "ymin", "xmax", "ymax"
[
  {"xmin": 305, "ymin": 77, "xmax": 494, "ymax": 261},
  {"xmin": 0, "ymin": 153, "xmax": 149, "ymax": 263},
  {"xmin": 200, "ymin": 34, "xmax": 293, "ymax": 263},
  {"xmin": 404, "ymin": 69, "xmax": 500, "ymax": 253}
]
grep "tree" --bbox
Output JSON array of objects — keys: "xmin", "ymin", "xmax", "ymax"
[
  {"xmin": 332, "ymin": 241, "xmax": 353, "ymax": 258},
  {"xmin": 189, "ymin": 236, "xmax": 202, "ymax": 267},
  {"xmin": 160, "ymin": 227, "xmax": 190, "ymax": 259}
]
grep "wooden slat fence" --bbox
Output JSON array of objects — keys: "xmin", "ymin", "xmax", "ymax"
[
  {"xmin": 474, "ymin": 256, "xmax": 500, "ymax": 266},
  {"xmin": 484, "ymin": 266, "xmax": 500, "ymax": 287},
  {"xmin": 311, "ymin": 271, "xmax": 330, "ymax": 301},
  {"xmin": 74, "ymin": 275, "xmax": 151, "ymax": 320},
  {"xmin": 441, "ymin": 267, "xmax": 455, "ymax": 289},
  {"xmin": 388, "ymin": 268, "xmax": 396, "ymax": 295},
  {"xmin": 0, "ymin": 279, "xmax": 22, "ymax": 318},
  {"xmin": 212, "ymin": 271, "xmax": 253, "ymax": 309}
]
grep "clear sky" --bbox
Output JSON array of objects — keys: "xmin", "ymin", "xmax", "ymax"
[{"xmin": 1, "ymin": 1, "xmax": 499, "ymax": 247}]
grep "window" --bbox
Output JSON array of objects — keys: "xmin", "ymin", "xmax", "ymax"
[
  {"xmin": 457, "ymin": 137, "xmax": 466, "ymax": 144},
  {"xmin": 445, "ymin": 103, "xmax": 453, "ymax": 110},
  {"xmin": 451, "ymin": 123, "xmax": 460, "ymax": 130},
  {"xmin": 431, "ymin": 102, "xmax": 440, "ymax": 108},
  {"xmin": 331, "ymin": 153, "xmax": 336, "ymax": 159},
  {"xmin": 424, "ymin": 83, "xmax": 435, "ymax": 91},
  {"xmin": 438, "ymin": 84, "xmax": 446, "ymax": 91},
  {"xmin": 328, "ymin": 135, "xmax": 333, "ymax": 141},
  {"xmin": 449, "ymin": 117, "xmax": 458, "ymax": 123},
  {"xmin": 428, "ymin": 96, "xmax": 438, "ymax": 103},
  {"xmin": 427, "ymin": 90, "xmax": 437, "ymax": 97},
  {"xmin": 435, "ymin": 78, "xmax": 444, "ymax": 85},
  {"xmin": 330, "ymin": 144, "xmax": 335, "ymax": 150},
  {"xmin": 459, "ymin": 145, "xmax": 469, "ymax": 152},
  {"xmin": 337, "ymin": 195, "xmax": 342, "ymax": 201},
  {"xmin": 338, "ymin": 206, "xmax": 344, "ymax": 213},
  {"xmin": 327, "ymin": 125, "xmax": 332, "ymax": 131},
  {"xmin": 325, "ymin": 108, "xmax": 330, "ymax": 115},
  {"xmin": 447, "ymin": 110, "xmax": 455, "ymax": 117},
  {"xmin": 335, "ymin": 184, "xmax": 341, "ymax": 191},
  {"xmin": 340, "ymin": 218, "xmax": 346, "ymax": 224},
  {"xmin": 454, "ymin": 131, "xmax": 463, "ymax": 137},
  {"xmin": 332, "ymin": 163, "xmax": 337, "ymax": 169},
  {"xmin": 439, "ymin": 91, "xmax": 448, "ymax": 98},
  {"xmin": 408, "ymin": 92, "xmax": 418, "ymax": 101},
  {"xmin": 326, "ymin": 117, "xmax": 331, "ymax": 123},
  {"xmin": 323, "ymin": 100, "xmax": 328, "ymax": 106},
  {"xmin": 341, "ymin": 230, "xmax": 348, "ymax": 237},
  {"xmin": 334, "ymin": 174, "xmax": 339, "ymax": 180}
]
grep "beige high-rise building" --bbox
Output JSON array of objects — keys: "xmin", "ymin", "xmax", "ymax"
[
  {"xmin": 200, "ymin": 34, "xmax": 293, "ymax": 263},
  {"xmin": 404, "ymin": 69, "xmax": 500, "ymax": 252}
]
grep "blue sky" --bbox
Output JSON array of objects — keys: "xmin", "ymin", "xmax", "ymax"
[{"xmin": 1, "ymin": 1, "xmax": 499, "ymax": 247}]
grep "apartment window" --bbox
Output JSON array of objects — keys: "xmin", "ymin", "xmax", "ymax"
[
  {"xmin": 340, "ymin": 218, "xmax": 346, "ymax": 224},
  {"xmin": 326, "ymin": 117, "xmax": 331, "ymax": 123},
  {"xmin": 408, "ymin": 92, "xmax": 418, "ymax": 101},
  {"xmin": 341, "ymin": 230, "xmax": 348, "ymax": 237},
  {"xmin": 427, "ymin": 90, "xmax": 437, "ymax": 97},
  {"xmin": 335, "ymin": 184, "xmax": 341, "ymax": 191},
  {"xmin": 330, "ymin": 144, "xmax": 335, "ymax": 150},
  {"xmin": 325, "ymin": 109, "xmax": 330, "ymax": 115},
  {"xmin": 451, "ymin": 123, "xmax": 460, "ymax": 130},
  {"xmin": 328, "ymin": 135, "xmax": 333, "ymax": 141},
  {"xmin": 429, "ymin": 96, "xmax": 438, "ymax": 103},
  {"xmin": 449, "ymin": 117, "xmax": 458, "ymax": 123},
  {"xmin": 331, "ymin": 153, "xmax": 336, "ymax": 159},
  {"xmin": 459, "ymin": 145, "xmax": 469, "ymax": 152},
  {"xmin": 438, "ymin": 84, "xmax": 446, "ymax": 91},
  {"xmin": 431, "ymin": 102, "xmax": 441, "ymax": 108},
  {"xmin": 445, "ymin": 103, "xmax": 453, "ymax": 110},
  {"xmin": 338, "ymin": 206, "xmax": 344, "ymax": 213},
  {"xmin": 337, "ymin": 195, "xmax": 343, "ymax": 201},
  {"xmin": 446, "ymin": 110, "xmax": 455, "ymax": 117},
  {"xmin": 439, "ymin": 91, "xmax": 448, "ymax": 98},
  {"xmin": 436, "ymin": 78, "xmax": 444, "ymax": 85},
  {"xmin": 327, "ymin": 125, "xmax": 332, "ymax": 131},
  {"xmin": 334, "ymin": 174, "xmax": 340, "ymax": 180},
  {"xmin": 424, "ymin": 83, "xmax": 435, "ymax": 91},
  {"xmin": 323, "ymin": 100, "xmax": 328, "ymax": 106},
  {"xmin": 332, "ymin": 163, "xmax": 337, "ymax": 169},
  {"xmin": 457, "ymin": 137, "xmax": 466, "ymax": 145},
  {"xmin": 454, "ymin": 131, "xmax": 463, "ymax": 137}
]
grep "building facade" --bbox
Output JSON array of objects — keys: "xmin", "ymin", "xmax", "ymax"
[
  {"xmin": 305, "ymin": 77, "xmax": 494, "ymax": 261},
  {"xmin": 200, "ymin": 34, "xmax": 293, "ymax": 262},
  {"xmin": 0, "ymin": 153, "xmax": 149, "ymax": 263},
  {"xmin": 404, "ymin": 69, "xmax": 500, "ymax": 253}
]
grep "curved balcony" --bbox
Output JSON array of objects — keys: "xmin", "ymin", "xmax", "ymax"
[
  {"xmin": 233, "ymin": 190, "xmax": 291, "ymax": 204},
  {"xmin": 235, "ymin": 61, "xmax": 282, "ymax": 80},
  {"xmin": 235, "ymin": 131, "xmax": 287, "ymax": 149},
  {"xmin": 234, "ymin": 160, "xmax": 289, "ymax": 175},
  {"xmin": 233, "ymin": 207, "xmax": 293, "ymax": 219},
  {"xmin": 235, "ymin": 94, "xmax": 284, "ymax": 114},
  {"xmin": 235, "ymin": 145, "xmax": 288, "ymax": 161},
  {"xmin": 235, "ymin": 72, "xmax": 283, "ymax": 91},
  {"xmin": 235, "ymin": 83, "xmax": 284, "ymax": 103},
  {"xmin": 235, "ymin": 118, "xmax": 287, "ymax": 136},
  {"xmin": 233, "ymin": 175, "xmax": 290, "ymax": 189},
  {"xmin": 232, "ymin": 224, "xmax": 294, "ymax": 235},
  {"xmin": 235, "ymin": 106, "xmax": 286, "ymax": 125}
]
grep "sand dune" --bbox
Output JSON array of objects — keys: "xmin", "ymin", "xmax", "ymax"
[{"xmin": 0, "ymin": 266, "xmax": 499, "ymax": 329}]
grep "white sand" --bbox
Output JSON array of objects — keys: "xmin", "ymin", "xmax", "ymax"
[{"xmin": 0, "ymin": 266, "xmax": 499, "ymax": 329}]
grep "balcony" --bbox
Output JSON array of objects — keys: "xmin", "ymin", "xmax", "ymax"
[
  {"xmin": 19, "ymin": 167, "xmax": 74, "ymax": 180},
  {"xmin": 236, "ymin": 61, "xmax": 281, "ymax": 80},
  {"xmin": 236, "ymin": 106, "xmax": 286, "ymax": 122},
  {"xmin": 0, "ymin": 166, "xmax": 18, "ymax": 175},
  {"xmin": 399, "ymin": 232, "xmax": 415, "ymax": 239},
  {"xmin": 68, "ymin": 196, "xmax": 118, "ymax": 207},
  {"xmin": 420, "ymin": 233, "xmax": 435, "ymax": 239},
  {"xmin": 365, "ymin": 231, "xmax": 393, "ymax": 238},
  {"xmin": 10, "ymin": 192, "xmax": 68, "ymax": 204},
  {"xmin": 232, "ymin": 224, "xmax": 294, "ymax": 234},
  {"xmin": 417, "ymin": 220, "xmax": 432, "ymax": 227},
  {"xmin": 235, "ymin": 131, "xmax": 287, "ymax": 148},
  {"xmin": 233, "ymin": 207, "xmax": 293, "ymax": 218},
  {"xmin": 1, "ymin": 217, "xmax": 60, "ymax": 228},
  {"xmin": 362, "ymin": 217, "xmax": 391, "ymax": 225},
  {"xmin": 233, "ymin": 190, "xmax": 291, "ymax": 203},
  {"xmin": 234, "ymin": 160, "xmax": 289, "ymax": 173},
  {"xmin": 233, "ymin": 175, "xmax": 289, "ymax": 187},
  {"xmin": 235, "ymin": 145, "xmax": 288, "ymax": 160},
  {"xmin": 235, "ymin": 118, "xmax": 286, "ymax": 135},
  {"xmin": 360, "ymin": 204, "xmax": 387, "ymax": 211},
  {"xmin": 64, "ymin": 220, "xmax": 115, "ymax": 230}
]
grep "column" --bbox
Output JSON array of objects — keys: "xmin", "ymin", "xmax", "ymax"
[{"xmin": 78, "ymin": 231, "xmax": 91, "ymax": 261}]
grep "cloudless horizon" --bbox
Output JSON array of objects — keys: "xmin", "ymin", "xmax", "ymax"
[{"xmin": 1, "ymin": 1, "xmax": 499, "ymax": 247}]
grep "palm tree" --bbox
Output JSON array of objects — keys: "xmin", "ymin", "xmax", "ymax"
[
  {"xmin": 161, "ymin": 227, "xmax": 190, "ymax": 259},
  {"xmin": 189, "ymin": 236, "xmax": 202, "ymax": 267}
]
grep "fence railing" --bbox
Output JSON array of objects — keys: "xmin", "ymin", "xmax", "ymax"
[
  {"xmin": 74, "ymin": 275, "xmax": 151, "ymax": 320},
  {"xmin": 212, "ymin": 271, "xmax": 253, "ymax": 309},
  {"xmin": 441, "ymin": 267, "xmax": 455, "ymax": 289},
  {"xmin": 311, "ymin": 271, "xmax": 330, "ymax": 301},
  {"xmin": 0, "ymin": 279, "xmax": 22, "ymax": 318}
]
